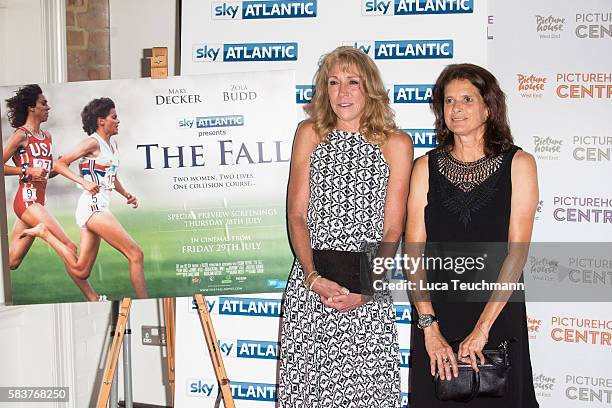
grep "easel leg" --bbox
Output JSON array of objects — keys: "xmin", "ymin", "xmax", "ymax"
[
  {"xmin": 163, "ymin": 298, "xmax": 176, "ymax": 407},
  {"xmin": 194, "ymin": 294, "xmax": 236, "ymax": 408},
  {"xmin": 97, "ymin": 298, "xmax": 133, "ymax": 408}
]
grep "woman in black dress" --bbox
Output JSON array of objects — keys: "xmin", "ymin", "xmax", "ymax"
[{"xmin": 405, "ymin": 63, "xmax": 539, "ymax": 407}]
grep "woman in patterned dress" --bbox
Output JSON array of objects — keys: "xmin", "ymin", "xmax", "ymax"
[{"xmin": 278, "ymin": 46, "xmax": 413, "ymax": 407}]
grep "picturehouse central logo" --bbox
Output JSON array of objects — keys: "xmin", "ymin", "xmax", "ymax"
[
  {"xmin": 533, "ymin": 373, "xmax": 556, "ymax": 398},
  {"xmin": 527, "ymin": 316, "xmax": 542, "ymax": 340},
  {"xmin": 552, "ymin": 195, "xmax": 612, "ymax": 224},
  {"xmin": 574, "ymin": 12, "xmax": 612, "ymax": 39},
  {"xmin": 517, "ymin": 74, "xmax": 546, "ymax": 98},
  {"xmin": 571, "ymin": 135, "xmax": 612, "ymax": 163},
  {"xmin": 535, "ymin": 14, "xmax": 565, "ymax": 39},
  {"xmin": 555, "ymin": 72, "xmax": 612, "ymax": 99},
  {"xmin": 532, "ymin": 135, "xmax": 562, "ymax": 161}
]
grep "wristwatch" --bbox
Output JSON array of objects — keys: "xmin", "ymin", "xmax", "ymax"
[{"xmin": 417, "ymin": 314, "xmax": 438, "ymax": 329}]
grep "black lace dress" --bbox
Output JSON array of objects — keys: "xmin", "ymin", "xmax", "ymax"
[{"xmin": 409, "ymin": 146, "xmax": 539, "ymax": 407}]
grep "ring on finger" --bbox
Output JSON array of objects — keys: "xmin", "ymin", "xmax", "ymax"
[{"xmin": 442, "ymin": 356, "xmax": 450, "ymax": 364}]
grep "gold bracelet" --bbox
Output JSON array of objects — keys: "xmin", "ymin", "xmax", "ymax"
[
  {"xmin": 309, "ymin": 275, "xmax": 322, "ymax": 291},
  {"xmin": 304, "ymin": 271, "xmax": 318, "ymax": 287},
  {"xmin": 303, "ymin": 270, "xmax": 320, "ymax": 289}
]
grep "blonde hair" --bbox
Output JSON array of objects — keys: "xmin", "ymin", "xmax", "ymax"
[{"xmin": 305, "ymin": 46, "xmax": 398, "ymax": 145}]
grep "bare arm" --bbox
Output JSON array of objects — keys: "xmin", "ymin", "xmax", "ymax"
[
  {"xmin": 53, "ymin": 137, "xmax": 100, "ymax": 194},
  {"xmin": 459, "ymin": 150, "xmax": 539, "ymax": 369},
  {"xmin": 286, "ymin": 121, "xmax": 348, "ymax": 300},
  {"xmin": 405, "ymin": 154, "xmax": 458, "ymax": 380},
  {"xmin": 3, "ymin": 129, "xmax": 47, "ymax": 180},
  {"xmin": 113, "ymin": 177, "xmax": 138, "ymax": 208},
  {"xmin": 380, "ymin": 130, "xmax": 414, "ymax": 243}
]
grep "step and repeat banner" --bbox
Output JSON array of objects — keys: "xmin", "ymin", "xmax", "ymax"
[
  {"xmin": 490, "ymin": 0, "xmax": 612, "ymax": 407},
  {"xmin": 176, "ymin": 0, "xmax": 487, "ymax": 407},
  {"xmin": 0, "ymin": 70, "xmax": 296, "ymax": 304}
]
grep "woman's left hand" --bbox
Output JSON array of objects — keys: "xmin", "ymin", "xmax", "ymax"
[
  {"xmin": 458, "ymin": 324, "xmax": 489, "ymax": 372},
  {"xmin": 125, "ymin": 192, "xmax": 138, "ymax": 208},
  {"xmin": 320, "ymin": 292, "xmax": 368, "ymax": 313}
]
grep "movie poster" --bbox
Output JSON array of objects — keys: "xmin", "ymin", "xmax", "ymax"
[{"xmin": 0, "ymin": 70, "xmax": 296, "ymax": 304}]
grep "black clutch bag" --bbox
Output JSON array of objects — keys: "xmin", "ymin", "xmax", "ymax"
[
  {"xmin": 311, "ymin": 249, "xmax": 373, "ymax": 295},
  {"xmin": 434, "ymin": 339, "xmax": 513, "ymax": 403}
]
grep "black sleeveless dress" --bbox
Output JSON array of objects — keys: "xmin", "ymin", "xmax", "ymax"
[{"xmin": 409, "ymin": 146, "xmax": 539, "ymax": 407}]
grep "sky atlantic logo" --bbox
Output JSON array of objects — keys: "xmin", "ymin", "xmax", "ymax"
[
  {"xmin": 393, "ymin": 85, "xmax": 433, "ymax": 103},
  {"xmin": 394, "ymin": 303, "xmax": 412, "ymax": 324},
  {"xmin": 193, "ymin": 42, "xmax": 298, "ymax": 62},
  {"xmin": 187, "ymin": 379, "xmax": 277, "ymax": 401},
  {"xmin": 177, "ymin": 115, "xmax": 244, "ymax": 130},
  {"xmin": 295, "ymin": 85, "xmax": 313, "ymax": 104},
  {"xmin": 361, "ymin": 0, "xmax": 473, "ymax": 16},
  {"xmin": 403, "ymin": 129, "xmax": 437, "ymax": 148},
  {"xmin": 535, "ymin": 14, "xmax": 565, "ymax": 39},
  {"xmin": 215, "ymin": 339, "xmax": 279, "ymax": 359},
  {"xmin": 189, "ymin": 296, "xmax": 282, "ymax": 316},
  {"xmin": 345, "ymin": 39, "xmax": 453, "ymax": 59},
  {"xmin": 294, "ymin": 85, "xmax": 433, "ymax": 105},
  {"xmin": 212, "ymin": 1, "xmax": 317, "ymax": 20}
]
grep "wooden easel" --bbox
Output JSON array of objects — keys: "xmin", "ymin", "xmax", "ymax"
[
  {"xmin": 162, "ymin": 297, "xmax": 176, "ymax": 406},
  {"xmin": 95, "ymin": 48, "xmax": 236, "ymax": 408},
  {"xmin": 96, "ymin": 295, "xmax": 235, "ymax": 407},
  {"xmin": 97, "ymin": 298, "xmax": 132, "ymax": 407}
]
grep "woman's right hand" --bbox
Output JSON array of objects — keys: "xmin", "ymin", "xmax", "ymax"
[
  {"xmin": 26, "ymin": 167, "xmax": 48, "ymax": 180},
  {"xmin": 82, "ymin": 179, "xmax": 100, "ymax": 195},
  {"xmin": 424, "ymin": 325, "xmax": 458, "ymax": 380},
  {"xmin": 311, "ymin": 277, "xmax": 349, "ymax": 302}
]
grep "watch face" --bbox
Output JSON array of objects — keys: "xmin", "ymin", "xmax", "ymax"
[{"xmin": 418, "ymin": 314, "xmax": 436, "ymax": 328}]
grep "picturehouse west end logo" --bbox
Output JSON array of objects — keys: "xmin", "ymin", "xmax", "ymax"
[{"xmin": 535, "ymin": 14, "xmax": 565, "ymax": 39}]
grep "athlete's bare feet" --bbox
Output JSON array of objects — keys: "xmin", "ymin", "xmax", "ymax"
[{"xmin": 19, "ymin": 223, "xmax": 48, "ymax": 239}]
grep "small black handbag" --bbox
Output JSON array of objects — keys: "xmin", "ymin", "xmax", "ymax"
[
  {"xmin": 311, "ymin": 249, "xmax": 373, "ymax": 295},
  {"xmin": 434, "ymin": 339, "xmax": 514, "ymax": 402}
]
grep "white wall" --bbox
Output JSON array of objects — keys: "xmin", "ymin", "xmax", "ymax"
[
  {"xmin": 109, "ymin": 0, "xmax": 177, "ymax": 79},
  {"xmin": 0, "ymin": 2, "xmax": 60, "ymax": 406},
  {"xmin": 0, "ymin": 0, "xmax": 45, "ymax": 86},
  {"xmin": 1, "ymin": 1, "xmax": 175, "ymax": 407}
]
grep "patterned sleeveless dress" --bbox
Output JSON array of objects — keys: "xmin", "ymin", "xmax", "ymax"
[{"xmin": 278, "ymin": 129, "xmax": 401, "ymax": 408}]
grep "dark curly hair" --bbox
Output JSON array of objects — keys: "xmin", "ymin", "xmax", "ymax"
[
  {"xmin": 5, "ymin": 84, "xmax": 43, "ymax": 128},
  {"xmin": 431, "ymin": 63, "xmax": 513, "ymax": 156},
  {"xmin": 81, "ymin": 97, "xmax": 115, "ymax": 135}
]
